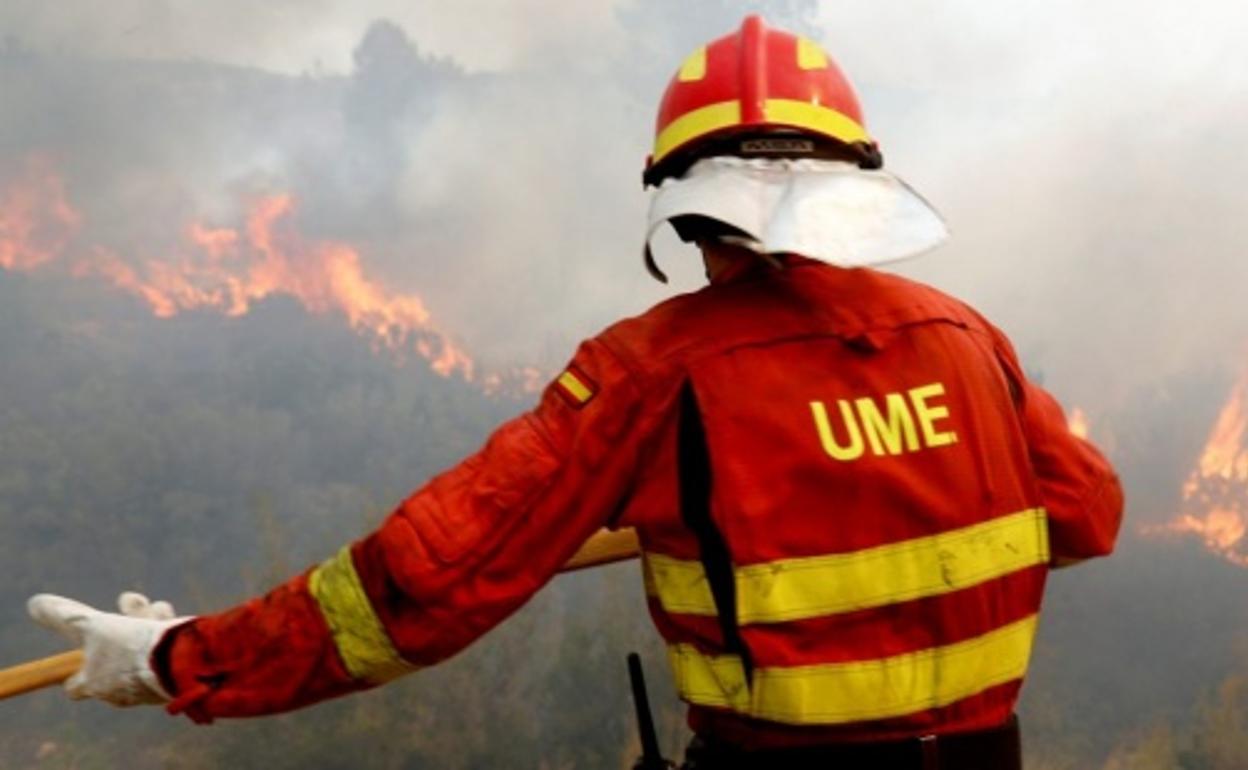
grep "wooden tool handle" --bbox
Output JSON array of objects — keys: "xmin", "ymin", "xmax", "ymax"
[
  {"xmin": 0, "ymin": 649, "xmax": 84, "ymax": 700},
  {"xmin": 562, "ymin": 527, "xmax": 640, "ymax": 571},
  {"xmin": 0, "ymin": 528, "xmax": 640, "ymax": 701}
]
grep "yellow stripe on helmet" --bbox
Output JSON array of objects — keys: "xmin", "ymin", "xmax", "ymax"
[
  {"xmin": 668, "ymin": 614, "xmax": 1038, "ymax": 724},
  {"xmin": 763, "ymin": 99, "xmax": 870, "ymax": 145},
  {"xmin": 651, "ymin": 99, "xmax": 871, "ymax": 169},
  {"xmin": 652, "ymin": 101, "xmax": 742, "ymax": 166},
  {"xmin": 309, "ymin": 546, "xmax": 418, "ymax": 684}
]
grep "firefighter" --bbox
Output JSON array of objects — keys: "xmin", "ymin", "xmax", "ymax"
[{"xmin": 29, "ymin": 15, "xmax": 1121, "ymax": 770}]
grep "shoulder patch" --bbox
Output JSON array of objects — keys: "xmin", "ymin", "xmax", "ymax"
[{"xmin": 555, "ymin": 365, "xmax": 597, "ymax": 407}]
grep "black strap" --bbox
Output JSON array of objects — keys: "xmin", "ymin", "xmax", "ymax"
[{"xmin": 677, "ymin": 381, "xmax": 753, "ymax": 683}]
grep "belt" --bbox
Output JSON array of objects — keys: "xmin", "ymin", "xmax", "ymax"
[{"xmin": 682, "ymin": 716, "xmax": 1021, "ymax": 770}]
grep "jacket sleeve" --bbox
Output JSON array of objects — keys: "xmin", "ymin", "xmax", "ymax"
[
  {"xmin": 985, "ymin": 324, "xmax": 1124, "ymax": 566},
  {"xmin": 158, "ymin": 336, "xmax": 648, "ymax": 722}
]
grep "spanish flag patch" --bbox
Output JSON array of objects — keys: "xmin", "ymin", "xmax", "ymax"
[{"xmin": 555, "ymin": 365, "xmax": 597, "ymax": 408}]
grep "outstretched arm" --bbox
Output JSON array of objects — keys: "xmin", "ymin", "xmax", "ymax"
[{"xmin": 33, "ymin": 336, "xmax": 651, "ymax": 721}]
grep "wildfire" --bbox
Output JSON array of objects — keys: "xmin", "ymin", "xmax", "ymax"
[
  {"xmin": 82, "ymin": 194, "xmax": 476, "ymax": 379},
  {"xmin": 1, "ymin": 157, "xmax": 541, "ymax": 391},
  {"xmin": 0, "ymin": 156, "xmax": 80, "ymax": 271},
  {"xmin": 1145, "ymin": 372, "xmax": 1248, "ymax": 566}
]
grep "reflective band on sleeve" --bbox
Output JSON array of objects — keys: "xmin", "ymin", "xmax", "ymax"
[
  {"xmin": 646, "ymin": 508, "xmax": 1049, "ymax": 624},
  {"xmin": 308, "ymin": 546, "xmax": 417, "ymax": 684},
  {"xmin": 652, "ymin": 101, "xmax": 743, "ymax": 165},
  {"xmin": 762, "ymin": 99, "xmax": 869, "ymax": 145},
  {"xmin": 668, "ymin": 614, "xmax": 1038, "ymax": 724}
]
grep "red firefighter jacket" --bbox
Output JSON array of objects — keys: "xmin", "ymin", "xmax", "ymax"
[{"xmin": 158, "ymin": 256, "xmax": 1123, "ymax": 746}]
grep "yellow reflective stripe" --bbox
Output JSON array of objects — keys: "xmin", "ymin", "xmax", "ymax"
[
  {"xmin": 652, "ymin": 101, "xmax": 741, "ymax": 165},
  {"xmin": 653, "ymin": 99, "xmax": 870, "ymax": 166},
  {"xmin": 557, "ymin": 370, "xmax": 593, "ymax": 403},
  {"xmin": 308, "ymin": 546, "xmax": 417, "ymax": 684},
  {"xmin": 678, "ymin": 46, "xmax": 707, "ymax": 82},
  {"xmin": 763, "ymin": 99, "xmax": 870, "ymax": 145},
  {"xmin": 647, "ymin": 508, "xmax": 1049, "ymax": 623},
  {"xmin": 796, "ymin": 37, "xmax": 829, "ymax": 70},
  {"xmin": 669, "ymin": 615, "xmax": 1038, "ymax": 724}
]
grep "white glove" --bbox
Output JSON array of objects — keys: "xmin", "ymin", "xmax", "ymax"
[{"xmin": 28, "ymin": 592, "xmax": 192, "ymax": 706}]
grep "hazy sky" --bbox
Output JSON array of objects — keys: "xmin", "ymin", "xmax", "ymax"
[
  {"xmin": 0, "ymin": 0, "xmax": 624, "ymax": 73},
  {"xmin": 2, "ymin": 0, "xmax": 1246, "ymax": 412}
]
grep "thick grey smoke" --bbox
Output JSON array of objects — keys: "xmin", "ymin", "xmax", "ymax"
[
  {"xmin": 820, "ymin": 0, "xmax": 1248, "ymax": 412},
  {"xmin": 0, "ymin": 0, "xmax": 623, "ymax": 73},
  {"xmin": 2, "ymin": 0, "xmax": 1245, "ymax": 464}
]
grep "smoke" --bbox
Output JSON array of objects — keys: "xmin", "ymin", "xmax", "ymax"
[
  {"xmin": 1, "ymin": 0, "xmax": 1244, "ymax": 425},
  {"xmin": 809, "ymin": 0, "xmax": 1248, "ymax": 410},
  {"xmin": 0, "ymin": 0, "xmax": 622, "ymax": 74}
]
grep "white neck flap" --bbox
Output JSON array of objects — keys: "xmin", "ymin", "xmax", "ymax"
[{"xmin": 645, "ymin": 156, "xmax": 949, "ymax": 271}]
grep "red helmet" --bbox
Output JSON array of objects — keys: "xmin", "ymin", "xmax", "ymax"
[{"xmin": 643, "ymin": 15, "xmax": 881, "ymax": 187}]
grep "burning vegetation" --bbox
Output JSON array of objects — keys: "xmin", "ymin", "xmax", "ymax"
[
  {"xmin": 0, "ymin": 155, "xmax": 80, "ymax": 272},
  {"xmin": 1065, "ymin": 378, "xmax": 1248, "ymax": 568},
  {"xmin": 0, "ymin": 155, "xmax": 540, "ymax": 394},
  {"xmin": 1143, "ymin": 371, "xmax": 1248, "ymax": 566}
]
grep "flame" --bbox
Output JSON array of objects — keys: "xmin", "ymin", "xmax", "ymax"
[
  {"xmin": 1158, "ymin": 510, "xmax": 1248, "ymax": 567},
  {"xmin": 1, "ymin": 157, "xmax": 542, "ymax": 392},
  {"xmin": 0, "ymin": 156, "xmax": 80, "ymax": 271},
  {"xmin": 1191, "ymin": 376, "xmax": 1248, "ymax": 484},
  {"xmin": 1145, "ymin": 372, "xmax": 1248, "ymax": 566},
  {"xmin": 1068, "ymin": 407, "xmax": 1090, "ymax": 439}
]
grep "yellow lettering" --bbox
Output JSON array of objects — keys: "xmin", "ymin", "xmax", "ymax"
[
  {"xmin": 811, "ymin": 400, "xmax": 864, "ymax": 461},
  {"xmin": 856, "ymin": 393, "xmax": 920, "ymax": 456},
  {"xmin": 909, "ymin": 382, "xmax": 958, "ymax": 448}
]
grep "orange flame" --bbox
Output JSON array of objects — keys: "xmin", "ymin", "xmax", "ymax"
[
  {"xmin": 1068, "ymin": 407, "xmax": 1090, "ymax": 440},
  {"xmin": 84, "ymin": 194, "xmax": 476, "ymax": 379},
  {"xmin": 1, "ymin": 157, "xmax": 542, "ymax": 391},
  {"xmin": 1158, "ymin": 510, "xmax": 1248, "ymax": 567},
  {"xmin": 1145, "ymin": 372, "xmax": 1248, "ymax": 566},
  {"xmin": 0, "ymin": 156, "xmax": 80, "ymax": 271},
  {"xmin": 1190, "ymin": 376, "xmax": 1248, "ymax": 485}
]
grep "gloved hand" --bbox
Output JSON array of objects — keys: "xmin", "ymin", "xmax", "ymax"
[{"xmin": 27, "ymin": 591, "xmax": 192, "ymax": 706}]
